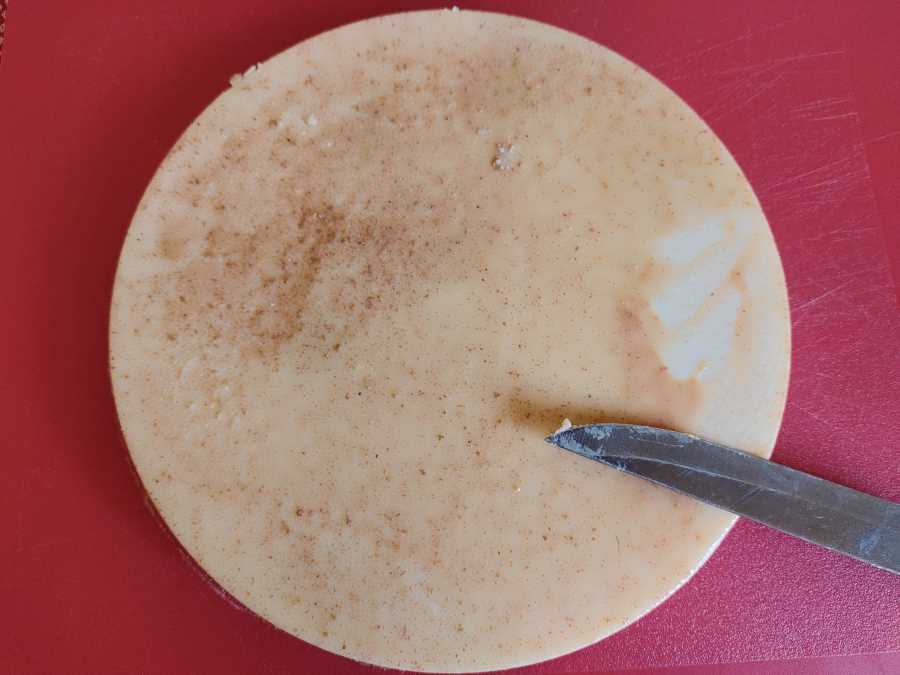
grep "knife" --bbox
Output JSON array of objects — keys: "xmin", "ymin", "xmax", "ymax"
[{"xmin": 545, "ymin": 423, "xmax": 900, "ymax": 575}]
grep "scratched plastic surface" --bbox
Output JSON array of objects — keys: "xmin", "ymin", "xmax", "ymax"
[
  {"xmin": 0, "ymin": 2, "xmax": 7, "ymax": 64},
  {"xmin": 1, "ymin": 1, "xmax": 898, "ymax": 673}
]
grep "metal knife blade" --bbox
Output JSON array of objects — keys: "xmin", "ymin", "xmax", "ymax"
[{"xmin": 546, "ymin": 423, "xmax": 900, "ymax": 575}]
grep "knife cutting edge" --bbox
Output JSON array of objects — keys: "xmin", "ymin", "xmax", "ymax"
[{"xmin": 545, "ymin": 423, "xmax": 900, "ymax": 575}]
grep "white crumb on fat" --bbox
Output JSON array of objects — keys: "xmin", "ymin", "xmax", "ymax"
[
  {"xmin": 230, "ymin": 63, "xmax": 260, "ymax": 86},
  {"xmin": 276, "ymin": 111, "xmax": 293, "ymax": 129},
  {"xmin": 275, "ymin": 111, "xmax": 320, "ymax": 133},
  {"xmin": 477, "ymin": 127, "xmax": 492, "ymax": 136},
  {"xmin": 451, "ymin": 6, "xmax": 461, "ymax": 12},
  {"xmin": 492, "ymin": 143, "xmax": 520, "ymax": 171},
  {"xmin": 553, "ymin": 419, "xmax": 573, "ymax": 436}
]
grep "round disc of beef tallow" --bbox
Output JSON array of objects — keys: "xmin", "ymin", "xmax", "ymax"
[{"xmin": 110, "ymin": 10, "xmax": 790, "ymax": 673}]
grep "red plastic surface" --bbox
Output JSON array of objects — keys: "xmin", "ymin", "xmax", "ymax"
[{"xmin": 2, "ymin": 1, "xmax": 899, "ymax": 673}]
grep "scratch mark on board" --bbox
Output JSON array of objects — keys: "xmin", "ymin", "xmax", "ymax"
[
  {"xmin": 789, "ymin": 402, "xmax": 839, "ymax": 431},
  {"xmin": 792, "ymin": 280, "xmax": 855, "ymax": 318},
  {"xmin": 864, "ymin": 129, "xmax": 900, "ymax": 145}
]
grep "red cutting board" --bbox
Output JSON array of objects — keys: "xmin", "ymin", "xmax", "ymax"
[{"xmin": 1, "ymin": 1, "xmax": 899, "ymax": 673}]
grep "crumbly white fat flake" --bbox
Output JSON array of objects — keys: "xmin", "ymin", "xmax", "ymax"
[
  {"xmin": 275, "ymin": 110, "xmax": 321, "ymax": 133},
  {"xmin": 492, "ymin": 143, "xmax": 520, "ymax": 171},
  {"xmin": 553, "ymin": 419, "xmax": 573, "ymax": 436},
  {"xmin": 229, "ymin": 63, "xmax": 260, "ymax": 86}
]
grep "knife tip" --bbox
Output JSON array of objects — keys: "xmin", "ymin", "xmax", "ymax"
[
  {"xmin": 544, "ymin": 418, "xmax": 574, "ymax": 447},
  {"xmin": 544, "ymin": 422, "xmax": 616, "ymax": 461}
]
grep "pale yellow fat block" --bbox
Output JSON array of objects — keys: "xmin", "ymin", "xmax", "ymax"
[{"xmin": 110, "ymin": 10, "xmax": 790, "ymax": 672}]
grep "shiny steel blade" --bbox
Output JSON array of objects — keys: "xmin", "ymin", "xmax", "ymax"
[{"xmin": 546, "ymin": 423, "xmax": 900, "ymax": 575}]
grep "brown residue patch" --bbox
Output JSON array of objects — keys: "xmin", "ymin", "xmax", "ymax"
[
  {"xmin": 155, "ymin": 205, "xmax": 341, "ymax": 359},
  {"xmin": 159, "ymin": 232, "xmax": 189, "ymax": 261},
  {"xmin": 154, "ymin": 194, "xmax": 446, "ymax": 363}
]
